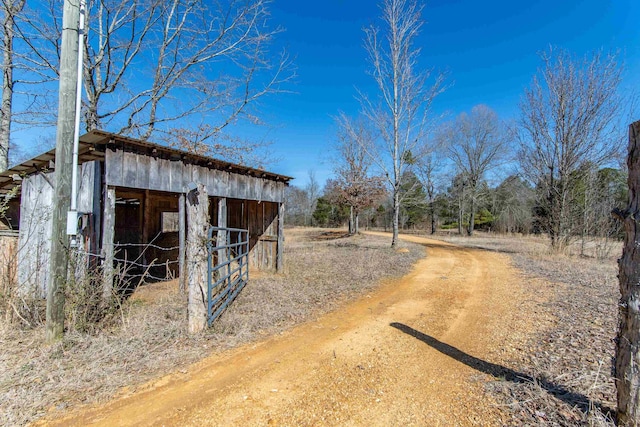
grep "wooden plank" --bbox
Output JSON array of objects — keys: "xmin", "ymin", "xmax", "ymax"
[
  {"xmin": 237, "ymin": 175, "xmax": 249, "ymax": 200},
  {"xmin": 205, "ymin": 168, "xmax": 217, "ymax": 196},
  {"xmin": 159, "ymin": 158, "xmax": 171, "ymax": 192},
  {"xmin": 136, "ymin": 154, "xmax": 150, "ymax": 189},
  {"xmin": 178, "ymin": 193, "xmax": 186, "ymax": 293},
  {"xmin": 188, "ymin": 163, "xmax": 198, "ymax": 190},
  {"xmin": 76, "ymin": 161, "xmax": 94, "ymax": 213},
  {"xmin": 217, "ymin": 197, "xmax": 227, "ymax": 272},
  {"xmin": 186, "ymin": 183, "xmax": 209, "ymax": 333},
  {"xmin": 249, "ymin": 176, "xmax": 259, "ymax": 201},
  {"xmin": 218, "ymin": 172, "xmax": 230, "ymax": 198},
  {"xmin": 170, "ymin": 160, "xmax": 183, "ymax": 193},
  {"xmin": 142, "ymin": 190, "xmax": 151, "ymax": 266},
  {"xmin": 229, "ymin": 174, "xmax": 238, "ymax": 199},
  {"xmin": 17, "ymin": 173, "xmax": 54, "ymax": 297},
  {"xmin": 91, "ymin": 161, "xmax": 102, "ymax": 258},
  {"xmin": 277, "ymin": 202, "xmax": 284, "ymax": 272},
  {"xmin": 104, "ymin": 148, "xmax": 123, "ymax": 186},
  {"xmin": 149, "ymin": 156, "xmax": 161, "ymax": 191},
  {"xmin": 123, "ymin": 151, "xmax": 137, "ymax": 188},
  {"xmin": 102, "ymin": 186, "xmax": 116, "ymax": 301}
]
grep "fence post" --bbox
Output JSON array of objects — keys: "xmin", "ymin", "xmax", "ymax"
[
  {"xmin": 616, "ymin": 120, "xmax": 640, "ymax": 425},
  {"xmin": 178, "ymin": 193, "xmax": 186, "ymax": 293},
  {"xmin": 186, "ymin": 183, "xmax": 208, "ymax": 334},
  {"xmin": 277, "ymin": 202, "xmax": 284, "ymax": 272},
  {"xmin": 102, "ymin": 186, "xmax": 115, "ymax": 301},
  {"xmin": 217, "ymin": 198, "xmax": 227, "ymax": 272}
]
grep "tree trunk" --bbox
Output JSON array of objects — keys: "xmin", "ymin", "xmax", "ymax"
[
  {"xmin": 616, "ymin": 120, "xmax": 640, "ymax": 426},
  {"xmin": 458, "ymin": 196, "xmax": 464, "ymax": 235},
  {"xmin": 186, "ymin": 184, "xmax": 209, "ymax": 334},
  {"xmin": 468, "ymin": 195, "xmax": 476, "ymax": 236},
  {"xmin": 348, "ymin": 205, "xmax": 354, "ymax": 235},
  {"xmin": 0, "ymin": 0, "xmax": 24, "ymax": 172},
  {"xmin": 354, "ymin": 209, "xmax": 360, "ymax": 234},
  {"xmin": 429, "ymin": 200, "xmax": 436, "ymax": 234},
  {"xmin": 392, "ymin": 188, "xmax": 400, "ymax": 247}
]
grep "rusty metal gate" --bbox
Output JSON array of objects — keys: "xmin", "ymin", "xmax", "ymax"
[{"xmin": 207, "ymin": 226, "xmax": 250, "ymax": 326}]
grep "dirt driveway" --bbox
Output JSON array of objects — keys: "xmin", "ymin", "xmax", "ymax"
[{"xmin": 43, "ymin": 234, "xmax": 532, "ymax": 426}]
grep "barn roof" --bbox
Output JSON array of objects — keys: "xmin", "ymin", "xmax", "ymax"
[{"xmin": 0, "ymin": 130, "xmax": 293, "ymax": 194}]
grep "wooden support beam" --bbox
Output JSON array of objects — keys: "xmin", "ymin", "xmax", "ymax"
[
  {"xmin": 186, "ymin": 183, "xmax": 209, "ymax": 334},
  {"xmin": 178, "ymin": 193, "xmax": 186, "ymax": 293},
  {"xmin": 142, "ymin": 189, "xmax": 150, "ymax": 266},
  {"xmin": 217, "ymin": 197, "xmax": 227, "ymax": 269},
  {"xmin": 276, "ymin": 202, "xmax": 284, "ymax": 272},
  {"xmin": 102, "ymin": 186, "xmax": 116, "ymax": 301}
]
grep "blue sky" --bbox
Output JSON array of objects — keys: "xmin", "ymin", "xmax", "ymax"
[{"xmin": 259, "ymin": 0, "xmax": 640, "ymax": 187}]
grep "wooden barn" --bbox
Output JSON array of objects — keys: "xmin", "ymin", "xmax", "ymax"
[{"xmin": 0, "ymin": 130, "xmax": 291, "ymax": 296}]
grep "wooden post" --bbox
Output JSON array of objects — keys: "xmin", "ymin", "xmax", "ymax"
[
  {"xmin": 276, "ymin": 202, "xmax": 284, "ymax": 272},
  {"xmin": 217, "ymin": 197, "xmax": 227, "ymax": 268},
  {"xmin": 102, "ymin": 186, "xmax": 116, "ymax": 301},
  {"xmin": 616, "ymin": 120, "xmax": 640, "ymax": 426},
  {"xmin": 142, "ymin": 189, "xmax": 151, "ymax": 266},
  {"xmin": 186, "ymin": 183, "xmax": 209, "ymax": 334},
  {"xmin": 46, "ymin": 0, "xmax": 80, "ymax": 342},
  {"xmin": 178, "ymin": 193, "xmax": 186, "ymax": 293}
]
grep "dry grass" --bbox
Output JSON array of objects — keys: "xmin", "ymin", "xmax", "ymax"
[
  {"xmin": 432, "ymin": 231, "xmax": 619, "ymax": 426},
  {"xmin": 0, "ymin": 228, "xmax": 423, "ymax": 426}
]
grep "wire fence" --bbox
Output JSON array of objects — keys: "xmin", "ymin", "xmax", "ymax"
[{"xmin": 73, "ymin": 232, "xmax": 180, "ymax": 285}]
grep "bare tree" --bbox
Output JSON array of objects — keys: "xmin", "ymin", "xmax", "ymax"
[
  {"xmin": 333, "ymin": 114, "xmax": 386, "ymax": 234},
  {"xmin": 164, "ymin": 125, "xmax": 273, "ymax": 167},
  {"xmin": 304, "ymin": 170, "xmax": 320, "ymax": 226},
  {"xmin": 282, "ymin": 185, "xmax": 309, "ymax": 227},
  {"xmin": 440, "ymin": 105, "xmax": 510, "ymax": 235},
  {"xmin": 0, "ymin": 0, "xmax": 25, "ymax": 171},
  {"xmin": 492, "ymin": 175, "xmax": 535, "ymax": 234},
  {"xmin": 415, "ymin": 147, "xmax": 445, "ymax": 234},
  {"xmin": 518, "ymin": 48, "xmax": 624, "ymax": 249},
  {"xmin": 13, "ymin": 0, "xmax": 292, "ymax": 155},
  {"xmin": 359, "ymin": 0, "xmax": 445, "ymax": 246}
]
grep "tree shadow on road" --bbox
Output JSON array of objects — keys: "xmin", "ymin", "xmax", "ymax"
[{"xmin": 389, "ymin": 322, "xmax": 614, "ymax": 419}]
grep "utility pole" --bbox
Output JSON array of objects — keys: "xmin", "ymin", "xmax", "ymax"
[{"xmin": 46, "ymin": 0, "xmax": 81, "ymax": 342}]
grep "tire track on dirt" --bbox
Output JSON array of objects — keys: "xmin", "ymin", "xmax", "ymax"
[{"xmin": 41, "ymin": 234, "xmax": 529, "ymax": 426}]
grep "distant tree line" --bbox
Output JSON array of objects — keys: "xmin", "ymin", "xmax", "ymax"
[{"xmin": 285, "ymin": 163, "xmax": 626, "ymax": 255}]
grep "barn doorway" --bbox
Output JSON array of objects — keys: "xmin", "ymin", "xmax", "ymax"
[{"xmin": 113, "ymin": 189, "xmax": 180, "ymax": 284}]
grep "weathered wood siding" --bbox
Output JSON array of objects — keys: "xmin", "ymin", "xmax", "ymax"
[
  {"xmin": 17, "ymin": 172, "xmax": 54, "ymax": 297},
  {"xmin": 105, "ymin": 148, "xmax": 286, "ymax": 203},
  {"xmin": 17, "ymin": 162, "xmax": 102, "ymax": 296},
  {"xmin": 0, "ymin": 232, "xmax": 18, "ymax": 303}
]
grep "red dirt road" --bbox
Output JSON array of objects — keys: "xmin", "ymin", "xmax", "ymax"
[{"xmin": 42, "ymin": 234, "xmax": 531, "ymax": 426}]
